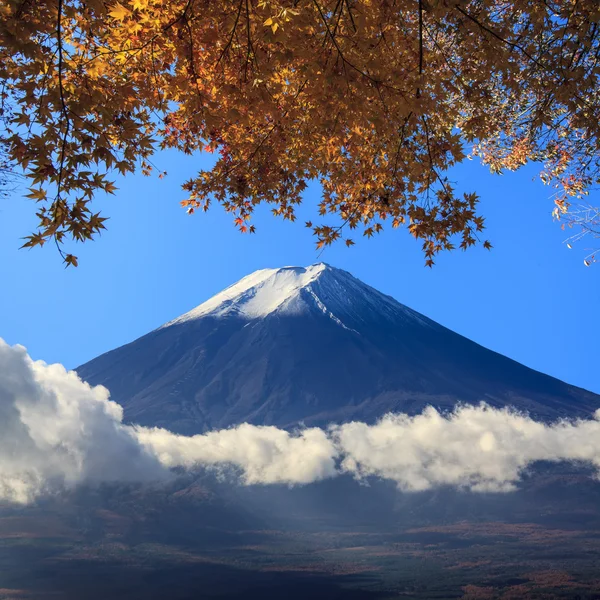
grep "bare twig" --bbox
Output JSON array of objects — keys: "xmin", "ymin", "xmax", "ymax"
[
  {"xmin": 217, "ymin": 0, "xmax": 244, "ymax": 66},
  {"xmin": 417, "ymin": 0, "xmax": 423, "ymax": 98}
]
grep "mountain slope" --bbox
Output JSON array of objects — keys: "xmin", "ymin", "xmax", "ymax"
[{"xmin": 77, "ymin": 264, "xmax": 600, "ymax": 434}]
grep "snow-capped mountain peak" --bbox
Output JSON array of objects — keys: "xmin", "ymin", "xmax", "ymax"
[
  {"xmin": 165, "ymin": 263, "xmax": 431, "ymax": 331},
  {"xmin": 77, "ymin": 263, "xmax": 600, "ymax": 434},
  {"xmin": 167, "ymin": 263, "xmax": 331, "ymax": 324}
]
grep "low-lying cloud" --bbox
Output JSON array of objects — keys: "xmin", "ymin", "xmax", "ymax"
[
  {"xmin": 0, "ymin": 339, "xmax": 337, "ymax": 502},
  {"xmin": 2, "ymin": 338, "xmax": 600, "ymax": 504},
  {"xmin": 0, "ymin": 340, "xmax": 166, "ymax": 503},
  {"xmin": 334, "ymin": 408, "xmax": 600, "ymax": 492},
  {"xmin": 135, "ymin": 424, "xmax": 337, "ymax": 485}
]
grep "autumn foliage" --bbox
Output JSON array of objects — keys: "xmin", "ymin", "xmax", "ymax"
[{"xmin": 0, "ymin": 0, "xmax": 599, "ymax": 264}]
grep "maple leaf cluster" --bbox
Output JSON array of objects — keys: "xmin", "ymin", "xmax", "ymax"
[{"xmin": 0, "ymin": 0, "xmax": 599, "ymax": 264}]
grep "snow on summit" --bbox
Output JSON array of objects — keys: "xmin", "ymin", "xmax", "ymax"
[
  {"xmin": 164, "ymin": 263, "xmax": 429, "ymax": 329},
  {"xmin": 168, "ymin": 264, "xmax": 330, "ymax": 323}
]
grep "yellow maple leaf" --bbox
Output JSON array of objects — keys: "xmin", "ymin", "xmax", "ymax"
[{"xmin": 109, "ymin": 2, "xmax": 131, "ymax": 20}]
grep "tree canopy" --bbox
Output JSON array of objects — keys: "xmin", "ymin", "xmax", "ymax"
[{"xmin": 1, "ymin": 0, "xmax": 599, "ymax": 265}]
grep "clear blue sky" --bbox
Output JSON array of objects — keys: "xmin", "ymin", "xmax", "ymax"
[{"xmin": 0, "ymin": 149, "xmax": 598, "ymax": 394}]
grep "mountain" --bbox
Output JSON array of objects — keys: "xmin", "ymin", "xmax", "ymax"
[{"xmin": 77, "ymin": 263, "xmax": 600, "ymax": 434}]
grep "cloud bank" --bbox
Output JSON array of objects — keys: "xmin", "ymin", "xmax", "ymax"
[
  {"xmin": 135, "ymin": 424, "xmax": 337, "ymax": 485},
  {"xmin": 0, "ymin": 339, "xmax": 337, "ymax": 502},
  {"xmin": 334, "ymin": 408, "xmax": 600, "ymax": 492},
  {"xmin": 0, "ymin": 340, "xmax": 167, "ymax": 503},
  {"xmin": 2, "ymin": 338, "xmax": 600, "ymax": 504}
]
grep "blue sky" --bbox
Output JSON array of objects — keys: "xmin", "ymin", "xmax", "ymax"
[{"xmin": 0, "ymin": 149, "xmax": 598, "ymax": 394}]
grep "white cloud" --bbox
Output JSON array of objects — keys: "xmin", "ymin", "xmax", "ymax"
[
  {"xmin": 0, "ymin": 339, "xmax": 166, "ymax": 503},
  {"xmin": 333, "ymin": 406, "xmax": 600, "ymax": 492},
  {"xmin": 2, "ymin": 338, "xmax": 600, "ymax": 504},
  {"xmin": 0, "ymin": 339, "xmax": 337, "ymax": 502},
  {"xmin": 136, "ymin": 424, "xmax": 338, "ymax": 485}
]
